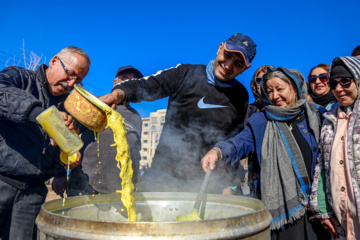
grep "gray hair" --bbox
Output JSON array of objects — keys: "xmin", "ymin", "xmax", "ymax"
[
  {"xmin": 57, "ymin": 46, "xmax": 91, "ymax": 66},
  {"xmin": 262, "ymin": 70, "xmax": 298, "ymax": 103},
  {"xmin": 263, "ymin": 70, "xmax": 293, "ymax": 88}
]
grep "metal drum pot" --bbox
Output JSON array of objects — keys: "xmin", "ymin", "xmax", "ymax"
[{"xmin": 36, "ymin": 192, "xmax": 272, "ymax": 240}]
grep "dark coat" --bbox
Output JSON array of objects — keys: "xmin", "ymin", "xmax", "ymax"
[{"xmin": 0, "ymin": 65, "xmax": 66, "ymax": 189}]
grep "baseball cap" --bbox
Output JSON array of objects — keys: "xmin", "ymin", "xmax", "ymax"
[
  {"xmin": 115, "ymin": 65, "xmax": 143, "ymax": 78},
  {"xmin": 224, "ymin": 33, "xmax": 257, "ymax": 68}
]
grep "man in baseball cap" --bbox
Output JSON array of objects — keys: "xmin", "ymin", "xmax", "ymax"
[
  {"xmin": 100, "ymin": 33, "xmax": 256, "ymax": 194},
  {"xmin": 66, "ymin": 65, "xmax": 143, "ymax": 197},
  {"xmin": 115, "ymin": 65, "xmax": 143, "ymax": 85},
  {"xmin": 224, "ymin": 33, "xmax": 257, "ymax": 68},
  {"xmin": 212, "ymin": 33, "xmax": 256, "ymax": 85}
]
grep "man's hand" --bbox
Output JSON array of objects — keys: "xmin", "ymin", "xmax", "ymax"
[
  {"xmin": 52, "ymin": 177, "xmax": 67, "ymax": 198},
  {"xmin": 99, "ymin": 89, "xmax": 125, "ymax": 109},
  {"xmin": 201, "ymin": 149, "xmax": 219, "ymax": 172},
  {"xmin": 64, "ymin": 151, "xmax": 82, "ymax": 170}
]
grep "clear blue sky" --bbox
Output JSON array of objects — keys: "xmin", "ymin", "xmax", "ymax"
[{"xmin": 1, "ymin": 0, "xmax": 359, "ymax": 118}]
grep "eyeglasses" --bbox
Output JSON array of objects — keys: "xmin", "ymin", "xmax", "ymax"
[
  {"xmin": 58, "ymin": 57, "xmax": 83, "ymax": 85},
  {"xmin": 308, "ymin": 73, "xmax": 329, "ymax": 84},
  {"xmin": 329, "ymin": 78, "xmax": 353, "ymax": 90},
  {"xmin": 255, "ymin": 77, "xmax": 262, "ymax": 85}
]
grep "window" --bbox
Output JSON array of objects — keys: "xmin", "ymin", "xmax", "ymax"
[
  {"xmin": 143, "ymin": 156, "xmax": 147, "ymax": 160},
  {"xmin": 161, "ymin": 116, "xmax": 165, "ymax": 122},
  {"xmin": 151, "ymin": 126, "xmax": 156, "ymax": 131},
  {"xmin": 151, "ymin": 117, "xmax": 157, "ymax": 124},
  {"xmin": 143, "ymin": 148, "xmax": 148, "ymax": 152},
  {"xmin": 144, "ymin": 123, "xmax": 148, "ymax": 127},
  {"xmin": 143, "ymin": 140, "xmax": 148, "ymax": 144},
  {"xmin": 144, "ymin": 132, "xmax": 148, "ymax": 135}
]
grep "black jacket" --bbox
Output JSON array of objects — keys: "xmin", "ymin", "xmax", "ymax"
[
  {"xmin": 113, "ymin": 64, "xmax": 248, "ymax": 183},
  {"xmin": 0, "ymin": 65, "xmax": 66, "ymax": 189}
]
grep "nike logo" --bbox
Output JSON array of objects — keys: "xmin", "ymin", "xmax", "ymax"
[{"xmin": 197, "ymin": 97, "xmax": 228, "ymax": 109}]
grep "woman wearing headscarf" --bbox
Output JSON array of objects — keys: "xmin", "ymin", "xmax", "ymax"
[
  {"xmin": 202, "ymin": 67, "xmax": 329, "ymax": 239},
  {"xmin": 310, "ymin": 56, "xmax": 360, "ymax": 239},
  {"xmin": 307, "ymin": 64, "xmax": 338, "ymax": 110},
  {"xmin": 245, "ymin": 65, "xmax": 275, "ymax": 122}
]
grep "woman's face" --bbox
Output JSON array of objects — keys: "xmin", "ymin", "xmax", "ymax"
[
  {"xmin": 309, "ymin": 67, "xmax": 330, "ymax": 96},
  {"xmin": 256, "ymin": 72, "xmax": 265, "ymax": 95},
  {"xmin": 332, "ymin": 78, "xmax": 358, "ymax": 107},
  {"xmin": 266, "ymin": 77, "xmax": 298, "ymax": 108}
]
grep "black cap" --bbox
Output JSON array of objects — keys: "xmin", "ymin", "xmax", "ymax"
[
  {"xmin": 115, "ymin": 65, "xmax": 143, "ymax": 78},
  {"xmin": 330, "ymin": 61, "xmax": 353, "ymax": 80},
  {"xmin": 351, "ymin": 45, "xmax": 360, "ymax": 57}
]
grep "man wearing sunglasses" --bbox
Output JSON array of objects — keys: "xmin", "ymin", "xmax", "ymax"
[
  {"xmin": 0, "ymin": 46, "xmax": 90, "ymax": 240},
  {"xmin": 101, "ymin": 33, "xmax": 256, "ymax": 194}
]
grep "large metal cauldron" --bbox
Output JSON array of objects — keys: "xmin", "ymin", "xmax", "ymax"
[{"xmin": 36, "ymin": 192, "xmax": 272, "ymax": 239}]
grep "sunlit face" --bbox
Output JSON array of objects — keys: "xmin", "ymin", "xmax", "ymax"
[
  {"xmin": 213, "ymin": 43, "xmax": 247, "ymax": 82},
  {"xmin": 310, "ymin": 67, "xmax": 330, "ymax": 96},
  {"xmin": 47, "ymin": 53, "xmax": 89, "ymax": 96},
  {"xmin": 332, "ymin": 78, "xmax": 358, "ymax": 107},
  {"xmin": 266, "ymin": 77, "xmax": 298, "ymax": 108}
]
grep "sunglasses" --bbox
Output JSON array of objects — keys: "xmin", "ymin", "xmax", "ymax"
[
  {"xmin": 255, "ymin": 77, "xmax": 262, "ymax": 85},
  {"xmin": 308, "ymin": 73, "xmax": 329, "ymax": 84},
  {"xmin": 329, "ymin": 78, "xmax": 353, "ymax": 90}
]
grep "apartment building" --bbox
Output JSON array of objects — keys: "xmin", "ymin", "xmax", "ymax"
[{"xmin": 139, "ymin": 109, "xmax": 166, "ymax": 168}]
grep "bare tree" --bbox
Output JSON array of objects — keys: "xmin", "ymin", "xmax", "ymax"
[{"xmin": 5, "ymin": 39, "xmax": 46, "ymax": 70}]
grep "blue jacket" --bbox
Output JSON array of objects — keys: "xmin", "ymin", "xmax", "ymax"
[{"xmin": 215, "ymin": 111, "xmax": 321, "ymax": 198}]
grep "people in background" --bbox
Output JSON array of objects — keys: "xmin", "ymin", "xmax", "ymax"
[
  {"xmin": 202, "ymin": 67, "xmax": 329, "ymax": 239},
  {"xmin": 307, "ymin": 64, "xmax": 337, "ymax": 110},
  {"xmin": 351, "ymin": 45, "xmax": 360, "ymax": 58},
  {"xmin": 55, "ymin": 66, "xmax": 143, "ymax": 197},
  {"xmin": 310, "ymin": 56, "xmax": 360, "ymax": 239}
]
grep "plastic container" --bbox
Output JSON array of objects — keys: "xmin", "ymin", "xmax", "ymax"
[
  {"xmin": 60, "ymin": 151, "xmax": 78, "ymax": 165},
  {"xmin": 36, "ymin": 106, "xmax": 84, "ymax": 156}
]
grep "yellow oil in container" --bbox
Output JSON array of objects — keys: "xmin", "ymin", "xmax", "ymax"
[{"xmin": 60, "ymin": 152, "xmax": 78, "ymax": 165}]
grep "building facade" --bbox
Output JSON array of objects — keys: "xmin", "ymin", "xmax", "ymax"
[{"xmin": 139, "ymin": 109, "xmax": 166, "ymax": 169}]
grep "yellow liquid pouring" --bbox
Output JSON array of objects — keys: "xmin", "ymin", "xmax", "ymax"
[{"xmin": 104, "ymin": 108, "xmax": 136, "ymax": 222}]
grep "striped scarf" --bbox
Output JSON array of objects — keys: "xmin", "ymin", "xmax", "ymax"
[{"xmin": 260, "ymin": 67, "xmax": 321, "ymax": 230}]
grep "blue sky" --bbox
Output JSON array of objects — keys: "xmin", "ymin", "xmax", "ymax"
[{"xmin": 1, "ymin": 0, "xmax": 359, "ymax": 118}]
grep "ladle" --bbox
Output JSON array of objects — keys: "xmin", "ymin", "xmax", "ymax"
[{"xmin": 175, "ymin": 167, "xmax": 211, "ymax": 221}]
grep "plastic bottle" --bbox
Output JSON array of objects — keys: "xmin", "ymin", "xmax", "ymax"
[{"xmin": 36, "ymin": 106, "xmax": 84, "ymax": 156}]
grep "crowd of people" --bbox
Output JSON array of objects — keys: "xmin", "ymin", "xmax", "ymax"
[{"xmin": 0, "ymin": 32, "xmax": 359, "ymax": 240}]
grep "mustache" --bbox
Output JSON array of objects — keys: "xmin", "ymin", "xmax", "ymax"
[{"xmin": 59, "ymin": 81, "xmax": 71, "ymax": 91}]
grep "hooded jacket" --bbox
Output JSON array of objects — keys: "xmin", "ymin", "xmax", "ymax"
[
  {"xmin": 310, "ymin": 56, "xmax": 360, "ymax": 221},
  {"xmin": 0, "ymin": 65, "xmax": 67, "ymax": 189}
]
